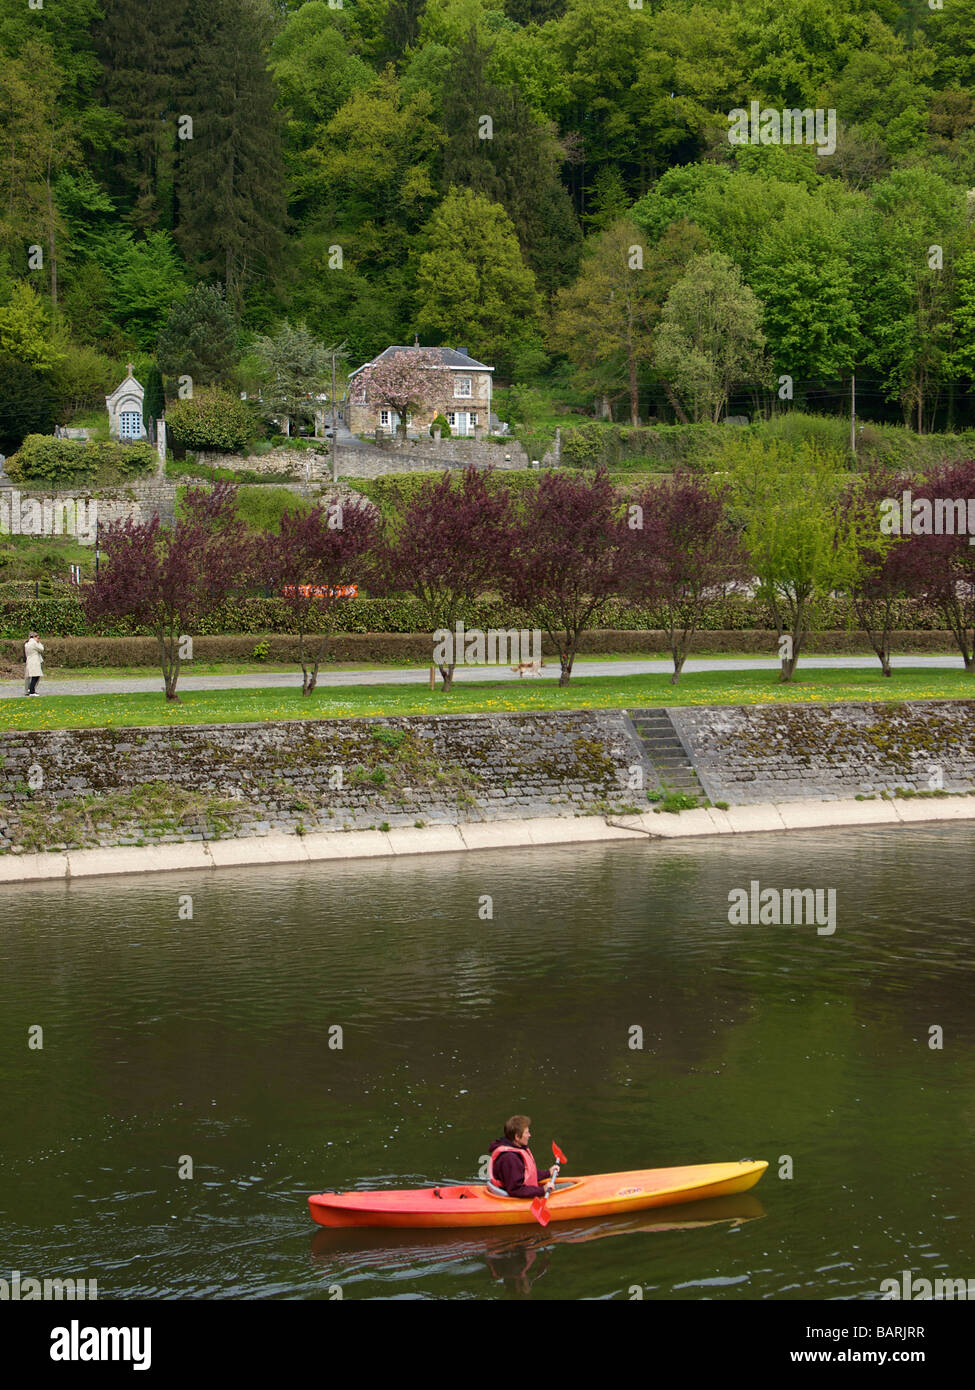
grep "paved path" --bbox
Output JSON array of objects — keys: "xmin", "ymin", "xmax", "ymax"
[{"xmin": 0, "ymin": 654, "xmax": 968, "ymax": 700}]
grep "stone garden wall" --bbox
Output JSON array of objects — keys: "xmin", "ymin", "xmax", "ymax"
[
  {"xmin": 0, "ymin": 710, "xmax": 651, "ymax": 854},
  {"xmin": 669, "ymin": 700, "xmax": 975, "ymax": 804}
]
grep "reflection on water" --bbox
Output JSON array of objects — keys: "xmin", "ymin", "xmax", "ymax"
[
  {"xmin": 308, "ymin": 1195, "xmax": 766, "ymax": 1298},
  {"xmin": 1, "ymin": 824, "xmax": 974, "ymax": 1299}
]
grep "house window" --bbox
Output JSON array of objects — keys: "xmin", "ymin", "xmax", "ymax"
[
  {"xmin": 119, "ymin": 411, "xmax": 142, "ymax": 439},
  {"xmin": 454, "ymin": 376, "xmax": 472, "ymax": 398},
  {"xmin": 469, "ymin": 413, "xmax": 478, "ymax": 428},
  {"xmin": 379, "ymin": 409, "xmax": 391, "ymax": 430}
]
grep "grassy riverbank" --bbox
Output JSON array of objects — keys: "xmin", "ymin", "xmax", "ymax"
[{"xmin": 3, "ymin": 666, "xmax": 975, "ymax": 730}]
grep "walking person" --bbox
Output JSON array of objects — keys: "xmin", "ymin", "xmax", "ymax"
[{"xmin": 24, "ymin": 631, "xmax": 44, "ymax": 696}]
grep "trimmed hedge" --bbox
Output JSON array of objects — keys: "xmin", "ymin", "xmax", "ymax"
[
  {"xmin": 0, "ymin": 591, "xmax": 957, "ymax": 639},
  {"xmin": 0, "ymin": 629, "xmax": 962, "ymax": 670}
]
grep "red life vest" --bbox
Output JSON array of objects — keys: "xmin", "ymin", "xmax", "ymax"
[{"xmin": 489, "ymin": 1143, "xmax": 539, "ymax": 1191}]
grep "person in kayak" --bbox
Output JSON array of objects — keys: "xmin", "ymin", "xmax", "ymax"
[{"xmin": 487, "ymin": 1115, "xmax": 554, "ymax": 1199}]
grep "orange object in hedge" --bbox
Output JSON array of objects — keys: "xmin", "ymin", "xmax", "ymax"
[
  {"xmin": 308, "ymin": 1160, "xmax": 767, "ymax": 1229},
  {"xmin": 282, "ymin": 583, "xmax": 358, "ymax": 599}
]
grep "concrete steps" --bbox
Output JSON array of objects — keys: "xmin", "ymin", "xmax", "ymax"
[{"xmin": 628, "ymin": 708, "xmax": 705, "ymax": 799}]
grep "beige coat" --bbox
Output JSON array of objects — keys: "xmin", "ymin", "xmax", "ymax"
[{"xmin": 25, "ymin": 638, "xmax": 44, "ymax": 678}]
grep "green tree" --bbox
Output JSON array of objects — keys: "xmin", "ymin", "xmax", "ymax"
[
  {"xmin": 157, "ymin": 282, "xmax": 239, "ymax": 387},
  {"xmin": 92, "ymin": 0, "xmax": 193, "ymax": 230},
  {"xmin": 175, "ymin": 0, "xmax": 286, "ymax": 310},
  {"xmin": 0, "ymin": 283, "xmax": 62, "ymax": 371},
  {"xmin": 0, "ymin": 42, "xmax": 82, "ymax": 303},
  {"xmin": 730, "ymin": 438, "xmax": 859, "ymax": 682},
  {"xmin": 269, "ymin": 3, "xmax": 373, "ymax": 152},
  {"xmin": 90, "ymin": 230, "xmax": 189, "ymax": 350},
  {"xmin": 948, "ymin": 250, "xmax": 975, "ymax": 383},
  {"xmin": 654, "ymin": 252, "xmax": 768, "ymax": 423},
  {"xmin": 855, "ymin": 166, "xmax": 965, "ymax": 431},
  {"xmin": 0, "ymin": 355, "xmax": 57, "ymax": 454},
  {"xmin": 442, "ymin": 29, "xmax": 581, "ymax": 297},
  {"xmin": 633, "ymin": 166, "xmax": 867, "ymax": 388},
  {"xmin": 551, "ymin": 218, "xmax": 710, "ymax": 424},
  {"xmin": 416, "ymin": 187, "xmax": 541, "ymax": 369},
  {"xmin": 253, "ymin": 322, "xmax": 333, "ymax": 436}
]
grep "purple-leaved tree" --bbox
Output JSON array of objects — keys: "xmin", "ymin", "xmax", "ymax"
[
  {"xmin": 263, "ymin": 496, "xmax": 380, "ymax": 694},
  {"xmin": 627, "ymin": 472, "xmax": 746, "ymax": 684},
  {"xmin": 841, "ymin": 466, "xmax": 917, "ymax": 677},
  {"xmin": 504, "ymin": 468, "xmax": 631, "ymax": 686},
  {"xmin": 84, "ymin": 482, "xmax": 254, "ymax": 701},
  {"xmin": 377, "ymin": 465, "xmax": 513, "ymax": 689},
  {"xmin": 898, "ymin": 460, "xmax": 975, "ymax": 671}
]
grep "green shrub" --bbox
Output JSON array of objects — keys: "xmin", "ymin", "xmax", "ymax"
[
  {"xmin": 430, "ymin": 413, "xmax": 451, "ymax": 438},
  {"xmin": 166, "ymin": 387, "xmax": 255, "ymax": 453},
  {"xmin": 6, "ymin": 435, "xmax": 90, "ymax": 483},
  {"xmin": 269, "ymin": 434, "xmax": 320, "ymax": 450},
  {"xmin": 233, "ymin": 486, "xmax": 311, "ymax": 533},
  {"xmin": 6, "ymin": 435, "xmax": 154, "ymax": 484},
  {"xmin": 88, "ymin": 440, "xmax": 155, "ymax": 476}
]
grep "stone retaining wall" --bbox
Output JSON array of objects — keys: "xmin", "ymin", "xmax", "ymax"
[
  {"xmin": 0, "ymin": 711, "xmax": 650, "ymax": 854},
  {"xmin": 669, "ymin": 700, "xmax": 975, "ymax": 804},
  {"xmin": 195, "ymin": 436, "xmax": 555, "ymax": 479}
]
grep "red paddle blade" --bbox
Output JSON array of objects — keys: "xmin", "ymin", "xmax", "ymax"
[
  {"xmin": 552, "ymin": 1142, "xmax": 567, "ymax": 1164},
  {"xmin": 531, "ymin": 1197, "xmax": 550, "ymax": 1227}
]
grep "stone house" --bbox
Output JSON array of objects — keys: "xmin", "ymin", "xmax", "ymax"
[
  {"xmin": 105, "ymin": 365, "xmax": 147, "ymax": 442},
  {"xmin": 345, "ymin": 345, "xmax": 495, "ymax": 438}
]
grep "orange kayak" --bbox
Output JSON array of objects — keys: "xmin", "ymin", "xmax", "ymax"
[{"xmin": 308, "ymin": 1160, "xmax": 767, "ymax": 1229}]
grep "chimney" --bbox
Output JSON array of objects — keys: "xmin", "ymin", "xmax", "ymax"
[
  {"xmin": 413, "ymin": 334, "xmax": 419, "ymax": 346},
  {"xmin": 456, "ymin": 345, "xmax": 468, "ymax": 357}
]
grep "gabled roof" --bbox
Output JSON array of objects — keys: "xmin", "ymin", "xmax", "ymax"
[{"xmin": 349, "ymin": 345, "xmax": 494, "ymax": 378}]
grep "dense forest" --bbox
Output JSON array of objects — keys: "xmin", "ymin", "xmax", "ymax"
[{"xmin": 2, "ymin": 0, "xmax": 975, "ymax": 437}]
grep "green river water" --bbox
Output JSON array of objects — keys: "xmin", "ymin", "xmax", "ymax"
[{"xmin": 1, "ymin": 825, "xmax": 973, "ymax": 1300}]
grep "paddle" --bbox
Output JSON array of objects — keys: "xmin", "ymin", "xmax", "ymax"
[{"xmin": 530, "ymin": 1142, "xmax": 567, "ymax": 1227}]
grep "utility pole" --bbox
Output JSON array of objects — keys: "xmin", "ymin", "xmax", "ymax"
[
  {"xmin": 330, "ymin": 340, "xmax": 346, "ymax": 486},
  {"xmin": 850, "ymin": 371, "xmax": 856, "ymax": 456}
]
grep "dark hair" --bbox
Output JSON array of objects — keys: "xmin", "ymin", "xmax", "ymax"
[{"xmin": 504, "ymin": 1114, "xmax": 531, "ymax": 1142}]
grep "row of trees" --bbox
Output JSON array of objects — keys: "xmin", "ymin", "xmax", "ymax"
[{"xmin": 85, "ymin": 456, "xmax": 975, "ymax": 701}]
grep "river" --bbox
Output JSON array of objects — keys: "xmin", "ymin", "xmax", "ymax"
[{"xmin": 2, "ymin": 825, "xmax": 973, "ymax": 1300}]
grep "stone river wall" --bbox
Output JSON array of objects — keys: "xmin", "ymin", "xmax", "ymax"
[
  {"xmin": 0, "ymin": 710, "xmax": 653, "ymax": 855},
  {"xmin": 669, "ymin": 700, "xmax": 975, "ymax": 804}
]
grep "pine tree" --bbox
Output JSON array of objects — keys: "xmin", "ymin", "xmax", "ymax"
[
  {"xmin": 0, "ymin": 355, "xmax": 57, "ymax": 454},
  {"xmin": 157, "ymin": 283, "xmax": 239, "ymax": 387},
  {"xmin": 174, "ymin": 0, "xmax": 287, "ymax": 312},
  {"xmin": 93, "ymin": 0, "xmax": 192, "ymax": 230}
]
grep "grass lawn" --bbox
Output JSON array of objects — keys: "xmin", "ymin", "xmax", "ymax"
[{"xmin": 2, "ymin": 666, "xmax": 974, "ymax": 731}]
